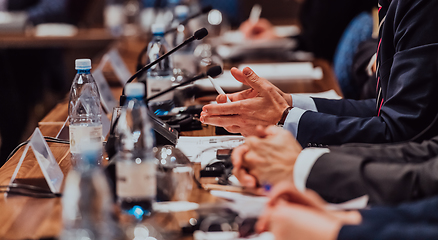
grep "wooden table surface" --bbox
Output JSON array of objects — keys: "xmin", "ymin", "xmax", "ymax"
[
  {"xmin": 0, "ymin": 28, "xmax": 115, "ymax": 49},
  {"xmin": 0, "ymin": 35, "xmax": 341, "ymax": 239}
]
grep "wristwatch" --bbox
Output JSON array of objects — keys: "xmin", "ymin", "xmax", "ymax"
[{"xmin": 276, "ymin": 107, "xmax": 293, "ymax": 127}]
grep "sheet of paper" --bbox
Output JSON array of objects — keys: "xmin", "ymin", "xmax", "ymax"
[
  {"xmin": 239, "ymin": 62, "xmax": 323, "ymax": 81},
  {"xmin": 210, "ymin": 190, "xmax": 268, "ymax": 218},
  {"xmin": 176, "ymin": 136, "xmax": 244, "ymax": 168}
]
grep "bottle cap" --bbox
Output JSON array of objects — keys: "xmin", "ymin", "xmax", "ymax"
[
  {"xmin": 175, "ymin": 5, "xmax": 189, "ymax": 18},
  {"xmin": 75, "ymin": 59, "xmax": 92, "ymax": 70},
  {"xmin": 125, "ymin": 82, "xmax": 145, "ymax": 97},
  {"xmin": 151, "ymin": 23, "xmax": 165, "ymax": 34}
]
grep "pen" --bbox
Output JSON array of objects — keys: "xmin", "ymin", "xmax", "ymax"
[
  {"xmin": 249, "ymin": 4, "xmax": 262, "ymax": 24},
  {"xmin": 208, "ymin": 76, "xmax": 231, "ymax": 103}
]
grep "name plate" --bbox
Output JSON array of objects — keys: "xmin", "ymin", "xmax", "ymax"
[
  {"xmin": 93, "ymin": 68, "xmax": 118, "ymax": 113},
  {"xmin": 10, "ymin": 128, "xmax": 64, "ymax": 193}
]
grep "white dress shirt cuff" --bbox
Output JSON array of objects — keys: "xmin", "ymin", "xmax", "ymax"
[
  {"xmin": 291, "ymin": 94, "xmax": 318, "ymax": 112},
  {"xmin": 293, "ymin": 148, "xmax": 330, "ymax": 192},
  {"xmin": 283, "ymin": 107, "xmax": 307, "ymax": 137}
]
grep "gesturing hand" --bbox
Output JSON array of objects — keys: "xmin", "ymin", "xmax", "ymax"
[{"xmin": 200, "ymin": 67, "xmax": 292, "ymax": 136}]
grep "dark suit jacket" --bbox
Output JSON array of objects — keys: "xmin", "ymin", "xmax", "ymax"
[
  {"xmin": 306, "ymin": 135, "xmax": 438, "ymax": 205},
  {"xmin": 295, "ymin": 0, "xmax": 438, "ymax": 147},
  {"xmin": 338, "ymin": 196, "xmax": 438, "ymax": 239}
]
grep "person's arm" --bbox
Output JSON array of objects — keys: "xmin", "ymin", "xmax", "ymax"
[
  {"xmin": 339, "ymin": 196, "xmax": 438, "ymax": 239},
  {"xmin": 306, "ymin": 149, "xmax": 438, "ymax": 205},
  {"xmin": 293, "ymin": 0, "xmax": 438, "ymax": 146},
  {"xmin": 331, "ymin": 135, "xmax": 438, "ymax": 164},
  {"xmin": 290, "ymin": 95, "xmax": 376, "ymax": 118},
  {"xmin": 296, "ymin": 135, "xmax": 438, "ymax": 203}
]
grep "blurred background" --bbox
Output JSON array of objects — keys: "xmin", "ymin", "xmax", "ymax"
[{"xmin": 0, "ymin": 0, "xmax": 303, "ymax": 164}]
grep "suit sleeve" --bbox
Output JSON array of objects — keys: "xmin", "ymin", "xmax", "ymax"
[
  {"xmin": 330, "ymin": 135, "xmax": 438, "ymax": 164},
  {"xmin": 296, "ymin": 0, "xmax": 438, "ymax": 147},
  {"xmin": 312, "ymin": 98, "xmax": 376, "ymax": 117},
  {"xmin": 307, "ymin": 147, "xmax": 438, "ymax": 204},
  {"xmin": 338, "ymin": 196, "xmax": 438, "ymax": 240}
]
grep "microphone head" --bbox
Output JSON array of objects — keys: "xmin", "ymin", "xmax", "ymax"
[
  {"xmin": 207, "ymin": 66, "xmax": 223, "ymax": 78},
  {"xmin": 202, "ymin": 5, "xmax": 213, "ymax": 14},
  {"xmin": 194, "ymin": 28, "xmax": 209, "ymax": 40}
]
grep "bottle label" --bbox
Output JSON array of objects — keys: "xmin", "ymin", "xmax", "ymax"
[
  {"xmin": 116, "ymin": 160, "xmax": 157, "ymax": 198},
  {"xmin": 69, "ymin": 125, "xmax": 103, "ymax": 154},
  {"xmin": 147, "ymin": 76, "xmax": 174, "ymax": 102}
]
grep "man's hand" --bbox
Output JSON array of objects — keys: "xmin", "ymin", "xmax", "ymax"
[
  {"xmin": 200, "ymin": 67, "xmax": 292, "ymax": 136},
  {"xmin": 256, "ymin": 200, "xmax": 343, "ymax": 240},
  {"xmin": 255, "ymin": 182, "xmax": 362, "ymax": 240},
  {"xmin": 231, "ymin": 126, "xmax": 301, "ymax": 188},
  {"xmin": 239, "ymin": 18, "xmax": 279, "ymax": 40}
]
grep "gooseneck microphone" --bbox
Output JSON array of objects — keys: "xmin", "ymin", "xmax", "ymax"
[
  {"xmin": 125, "ymin": 27, "xmax": 208, "ymax": 104},
  {"xmin": 146, "ymin": 66, "xmax": 223, "ymax": 103},
  {"xmin": 129, "ymin": 27, "xmax": 208, "ymax": 86},
  {"xmin": 137, "ymin": 7, "xmax": 212, "ymax": 70}
]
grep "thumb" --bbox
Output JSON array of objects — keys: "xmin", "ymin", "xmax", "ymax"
[
  {"xmin": 216, "ymin": 94, "xmax": 229, "ymax": 104},
  {"xmin": 242, "ymin": 67, "xmax": 272, "ymax": 93}
]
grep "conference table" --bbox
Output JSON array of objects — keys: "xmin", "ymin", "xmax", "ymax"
[{"xmin": 0, "ymin": 33, "xmax": 342, "ymax": 239}]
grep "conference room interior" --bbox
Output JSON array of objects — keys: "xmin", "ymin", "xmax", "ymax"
[{"xmin": 3, "ymin": 0, "xmax": 438, "ymax": 239}]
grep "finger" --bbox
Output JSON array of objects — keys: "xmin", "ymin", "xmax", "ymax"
[
  {"xmin": 224, "ymin": 125, "xmax": 244, "ymax": 134},
  {"xmin": 255, "ymin": 206, "xmax": 272, "ymax": 233},
  {"xmin": 268, "ymin": 182, "xmax": 325, "ymax": 210},
  {"xmin": 201, "ymin": 114, "xmax": 269, "ymax": 128},
  {"xmin": 241, "ymin": 67, "xmax": 274, "ymax": 94},
  {"xmin": 264, "ymin": 125, "xmax": 283, "ymax": 136},
  {"xmin": 202, "ymin": 102, "xmax": 242, "ymax": 116},
  {"xmin": 231, "ymin": 145, "xmax": 249, "ymax": 169},
  {"xmin": 244, "ymin": 136, "xmax": 263, "ymax": 149},
  {"xmin": 267, "ymin": 181, "xmax": 300, "ymax": 206},
  {"xmin": 234, "ymin": 168, "xmax": 257, "ymax": 187},
  {"xmin": 216, "ymin": 94, "xmax": 229, "ymax": 104},
  {"xmin": 231, "ymin": 67, "xmax": 250, "ymax": 85},
  {"xmin": 254, "ymin": 125, "xmax": 268, "ymax": 138},
  {"xmin": 303, "ymin": 189, "xmax": 328, "ymax": 208}
]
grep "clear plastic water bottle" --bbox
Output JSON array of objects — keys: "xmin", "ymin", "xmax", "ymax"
[
  {"xmin": 68, "ymin": 59, "xmax": 103, "ymax": 168},
  {"xmin": 62, "ymin": 161, "xmax": 125, "ymax": 240},
  {"xmin": 104, "ymin": 0, "xmax": 126, "ymax": 37},
  {"xmin": 146, "ymin": 23, "xmax": 175, "ymax": 115},
  {"xmin": 116, "ymin": 82, "xmax": 157, "ymax": 220}
]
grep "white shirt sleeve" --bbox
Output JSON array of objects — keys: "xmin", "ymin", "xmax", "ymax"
[
  {"xmin": 291, "ymin": 94, "xmax": 318, "ymax": 112},
  {"xmin": 283, "ymin": 107, "xmax": 307, "ymax": 137},
  {"xmin": 293, "ymin": 148, "xmax": 330, "ymax": 192}
]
